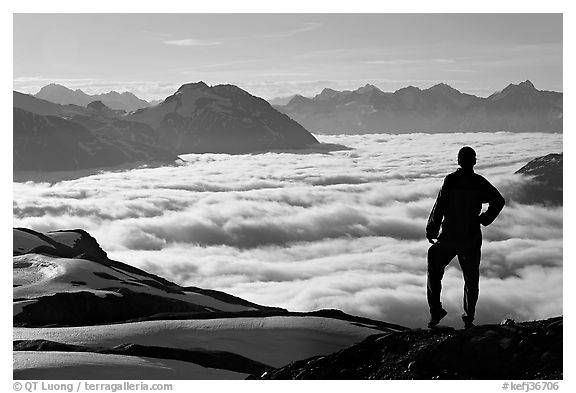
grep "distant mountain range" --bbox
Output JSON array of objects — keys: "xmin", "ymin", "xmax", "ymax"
[
  {"xmin": 13, "ymin": 82, "xmax": 319, "ymax": 172},
  {"xmin": 35, "ymin": 84, "xmax": 151, "ymax": 112},
  {"xmin": 14, "ymin": 80, "xmax": 562, "ymax": 172},
  {"xmin": 274, "ymin": 80, "xmax": 562, "ymax": 134}
]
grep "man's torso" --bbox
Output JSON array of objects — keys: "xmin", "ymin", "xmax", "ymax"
[{"xmin": 439, "ymin": 169, "xmax": 488, "ymax": 242}]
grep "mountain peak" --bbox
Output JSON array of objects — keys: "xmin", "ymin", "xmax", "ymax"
[
  {"xmin": 38, "ymin": 83, "xmax": 69, "ymax": 92},
  {"xmin": 126, "ymin": 83, "xmax": 319, "ymax": 154},
  {"xmin": 314, "ymin": 88, "xmax": 339, "ymax": 101},
  {"xmin": 356, "ymin": 84, "xmax": 381, "ymax": 94},
  {"xmin": 519, "ymin": 80, "xmax": 536, "ymax": 90},
  {"xmin": 490, "ymin": 80, "xmax": 539, "ymax": 101},
  {"xmin": 503, "ymin": 80, "xmax": 537, "ymax": 93},
  {"xmin": 427, "ymin": 82, "xmax": 459, "ymax": 94},
  {"xmin": 86, "ymin": 100, "xmax": 110, "ymax": 112},
  {"xmin": 286, "ymin": 94, "xmax": 311, "ymax": 106},
  {"xmin": 177, "ymin": 81, "xmax": 210, "ymax": 92},
  {"xmin": 394, "ymin": 85, "xmax": 421, "ymax": 94},
  {"xmin": 37, "ymin": 83, "xmax": 88, "ymax": 97}
]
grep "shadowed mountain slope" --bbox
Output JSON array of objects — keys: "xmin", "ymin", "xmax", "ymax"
[
  {"xmin": 126, "ymin": 82, "xmax": 319, "ymax": 154},
  {"xmin": 13, "ymin": 104, "xmax": 178, "ymax": 172}
]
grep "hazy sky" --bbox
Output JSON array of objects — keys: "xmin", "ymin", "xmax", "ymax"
[{"xmin": 13, "ymin": 13, "xmax": 562, "ymax": 100}]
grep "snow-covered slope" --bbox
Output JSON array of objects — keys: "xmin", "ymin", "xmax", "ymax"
[
  {"xmin": 14, "ymin": 351, "xmax": 246, "ymax": 380},
  {"xmin": 14, "ymin": 227, "xmax": 403, "ymax": 379},
  {"xmin": 13, "ymin": 228, "xmax": 272, "ymax": 327},
  {"xmin": 14, "ymin": 316, "xmax": 389, "ymax": 368}
]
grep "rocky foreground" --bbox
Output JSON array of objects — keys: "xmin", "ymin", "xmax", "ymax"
[{"xmin": 253, "ymin": 317, "xmax": 562, "ymax": 380}]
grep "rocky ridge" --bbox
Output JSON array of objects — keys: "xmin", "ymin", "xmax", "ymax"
[
  {"xmin": 512, "ymin": 153, "xmax": 563, "ymax": 206},
  {"xmin": 255, "ymin": 317, "xmax": 562, "ymax": 380}
]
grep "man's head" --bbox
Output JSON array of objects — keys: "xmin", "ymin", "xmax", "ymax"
[{"xmin": 458, "ymin": 146, "xmax": 476, "ymax": 169}]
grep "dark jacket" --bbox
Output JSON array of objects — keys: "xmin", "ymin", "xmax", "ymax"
[{"xmin": 426, "ymin": 168, "xmax": 505, "ymax": 242}]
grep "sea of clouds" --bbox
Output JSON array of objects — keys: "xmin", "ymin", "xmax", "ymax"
[{"xmin": 13, "ymin": 132, "xmax": 562, "ymax": 328}]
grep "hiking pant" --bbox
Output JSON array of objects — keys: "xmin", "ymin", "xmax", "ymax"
[{"xmin": 427, "ymin": 237, "xmax": 482, "ymax": 321}]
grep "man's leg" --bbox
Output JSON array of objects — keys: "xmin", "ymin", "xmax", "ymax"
[
  {"xmin": 427, "ymin": 242, "xmax": 457, "ymax": 316},
  {"xmin": 457, "ymin": 242, "xmax": 482, "ymax": 326}
]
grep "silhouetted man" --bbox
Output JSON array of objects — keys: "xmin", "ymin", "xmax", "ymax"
[{"xmin": 426, "ymin": 146, "xmax": 504, "ymax": 329}]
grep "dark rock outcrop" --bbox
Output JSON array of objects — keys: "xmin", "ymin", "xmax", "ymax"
[
  {"xmin": 254, "ymin": 317, "xmax": 562, "ymax": 380},
  {"xmin": 13, "ymin": 289, "xmax": 211, "ymax": 327},
  {"xmin": 512, "ymin": 153, "xmax": 562, "ymax": 206}
]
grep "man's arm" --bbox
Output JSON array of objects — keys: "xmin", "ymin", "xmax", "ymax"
[
  {"xmin": 479, "ymin": 179, "xmax": 505, "ymax": 226},
  {"xmin": 426, "ymin": 180, "xmax": 446, "ymax": 241}
]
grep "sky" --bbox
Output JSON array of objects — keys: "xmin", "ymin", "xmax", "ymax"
[
  {"xmin": 12, "ymin": 132, "xmax": 563, "ymax": 328},
  {"xmin": 13, "ymin": 13, "xmax": 563, "ymax": 100}
]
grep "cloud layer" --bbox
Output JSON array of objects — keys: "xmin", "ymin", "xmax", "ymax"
[{"xmin": 13, "ymin": 132, "xmax": 563, "ymax": 327}]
